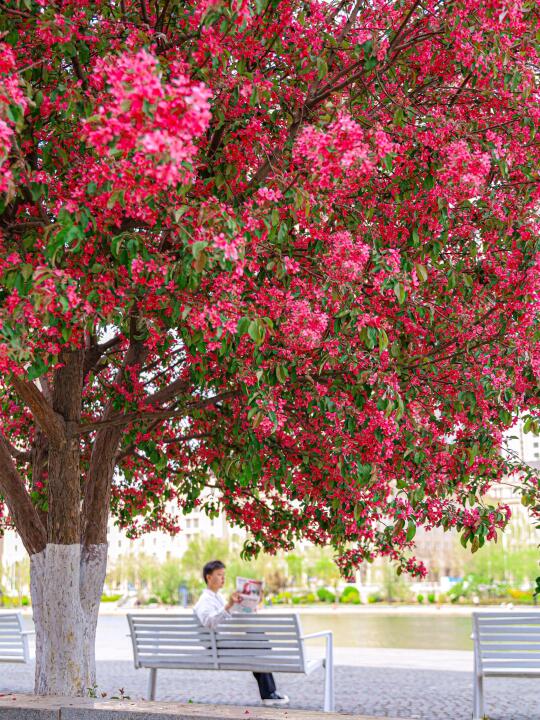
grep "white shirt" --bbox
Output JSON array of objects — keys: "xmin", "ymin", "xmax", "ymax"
[{"xmin": 193, "ymin": 587, "xmax": 232, "ymax": 629}]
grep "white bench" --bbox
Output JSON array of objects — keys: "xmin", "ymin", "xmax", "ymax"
[
  {"xmin": 472, "ymin": 610, "xmax": 540, "ymax": 719},
  {"xmin": 0, "ymin": 612, "xmax": 33, "ymax": 664},
  {"xmin": 127, "ymin": 612, "xmax": 334, "ymax": 711}
]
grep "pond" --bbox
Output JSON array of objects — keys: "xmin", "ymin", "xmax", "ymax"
[{"xmin": 292, "ymin": 610, "xmax": 473, "ymax": 650}]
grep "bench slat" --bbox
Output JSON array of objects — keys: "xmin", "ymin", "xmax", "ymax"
[
  {"xmin": 140, "ymin": 658, "xmax": 218, "ymax": 670},
  {"xmin": 218, "ymin": 660, "xmax": 303, "ymax": 670},
  {"xmin": 482, "ymin": 663, "xmax": 540, "ymax": 667},
  {"xmin": 477, "ymin": 618, "xmax": 540, "ymax": 626},
  {"xmin": 0, "ymin": 614, "xmax": 29, "ymax": 666},
  {"xmin": 479, "ymin": 631, "xmax": 540, "ymax": 639},
  {"xmin": 138, "ymin": 656, "xmax": 215, "ymax": 663},
  {"xmin": 481, "ymin": 654, "xmax": 540, "ymax": 661},
  {"xmin": 216, "ymin": 624, "xmax": 298, "ymax": 638},
  {"xmin": 216, "ymin": 640, "xmax": 297, "ymax": 648},
  {"xmin": 0, "ymin": 641, "xmax": 25, "ymax": 647},
  {"xmin": 482, "ymin": 644, "xmax": 540, "ymax": 651},
  {"xmin": 217, "ymin": 648, "xmax": 301, "ymax": 657},
  {"xmin": 135, "ymin": 640, "xmax": 210, "ymax": 647},
  {"xmin": 132, "ymin": 622, "xmax": 205, "ymax": 629},
  {"xmin": 483, "ymin": 668, "xmax": 540, "ymax": 675},
  {"xmin": 135, "ymin": 631, "xmax": 211, "ymax": 639},
  {"xmin": 219, "ymin": 618, "xmax": 297, "ymax": 624}
]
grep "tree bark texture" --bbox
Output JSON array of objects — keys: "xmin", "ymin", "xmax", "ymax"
[
  {"xmin": 0, "ymin": 342, "xmax": 152, "ymax": 695},
  {"xmin": 30, "ymin": 544, "xmax": 107, "ymax": 695},
  {"xmin": 48, "ymin": 351, "xmax": 83, "ymax": 544}
]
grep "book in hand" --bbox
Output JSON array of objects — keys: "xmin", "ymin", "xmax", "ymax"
[{"xmin": 234, "ymin": 576, "xmax": 263, "ymax": 613}]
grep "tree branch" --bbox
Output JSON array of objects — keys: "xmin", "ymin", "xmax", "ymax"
[
  {"xmin": 83, "ymin": 334, "xmax": 124, "ymax": 378},
  {"xmin": 0, "ymin": 432, "xmax": 46, "ymax": 555},
  {"xmin": 82, "ymin": 339, "xmax": 149, "ymax": 546},
  {"xmin": 76, "ymin": 389, "xmax": 238, "ymax": 436},
  {"xmin": 146, "ymin": 376, "xmax": 190, "ymax": 407},
  {"xmin": 117, "ymin": 431, "xmax": 212, "ymax": 463},
  {"xmin": 11, "ymin": 375, "xmax": 67, "ymax": 447}
]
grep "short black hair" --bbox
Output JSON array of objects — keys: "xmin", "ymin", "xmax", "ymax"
[{"xmin": 203, "ymin": 560, "xmax": 226, "ymax": 584}]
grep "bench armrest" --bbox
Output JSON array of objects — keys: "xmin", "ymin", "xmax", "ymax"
[{"xmin": 301, "ymin": 631, "xmax": 333, "ymax": 640}]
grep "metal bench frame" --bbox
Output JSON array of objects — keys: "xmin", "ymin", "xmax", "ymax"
[
  {"xmin": 472, "ymin": 610, "xmax": 540, "ymax": 720},
  {"xmin": 0, "ymin": 612, "xmax": 34, "ymax": 664},
  {"xmin": 127, "ymin": 612, "xmax": 334, "ymax": 712}
]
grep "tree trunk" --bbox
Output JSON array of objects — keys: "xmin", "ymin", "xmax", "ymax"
[{"xmin": 30, "ymin": 543, "xmax": 107, "ymax": 695}]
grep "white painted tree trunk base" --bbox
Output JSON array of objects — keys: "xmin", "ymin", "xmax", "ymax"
[{"xmin": 30, "ymin": 544, "xmax": 107, "ymax": 696}]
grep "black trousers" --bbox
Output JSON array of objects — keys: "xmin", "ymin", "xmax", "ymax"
[{"xmin": 253, "ymin": 672, "xmax": 276, "ymax": 699}]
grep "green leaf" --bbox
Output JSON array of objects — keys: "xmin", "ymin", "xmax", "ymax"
[
  {"xmin": 27, "ymin": 357, "xmax": 48, "ymax": 380},
  {"xmin": 393, "ymin": 107, "xmax": 405, "ymax": 126},
  {"xmin": 7, "ymin": 104, "xmax": 23, "ymax": 128},
  {"xmin": 415, "ymin": 263, "xmax": 428, "ymax": 282},
  {"xmin": 191, "ymin": 241, "xmax": 207, "ymax": 260},
  {"xmin": 378, "ymin": 328, "xmax": 389, "ymax": 352},
  {"xmin": 248, "ymin": 319, "xmax": 265, "ymax": 345},
  {"xmin": 316, "ymin": 57, "xmax": 328, "ymax": 80},
  {"xmin": 393, "ymin": 282, "xmax": 406, "ymax": 304},
  {"xmin": 382, "ymin": 154, "xmax": 393, "ymax": 172},
  {"xmin": 406, "ymin": 521, "xmax": 417, "ymax": 542},
  {"xmin": 237, "ymin": 316, "xmax": 250, "ymax": 335}
]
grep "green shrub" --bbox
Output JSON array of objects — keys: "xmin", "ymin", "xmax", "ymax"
[
  {"xmin": 273, "ymin": 591, "xmax": 292, "ymax": 604},
  {"xmin": 101, "ymin": 594, "xmax": 122, "ymax": 602},
  {"xmin": 340, "ymin": 585, "xmax": 361, "ymax": 604},
  {"xmin": 416, "ymin": 593, "xmax": 424, "ymax": 604},
  {"xmin": 427, "ymin": 592, "xmax": 436, "ymax": 604},
  {"xmin": 1, "ymin": 596, "xmax": 30, "ymax": 608},
  {"xmin": 317, "ymin": 587, "xmax": 335, "ymax": 603},
  {"xmin": 145, "ymin": 596, "xmax": 160, "ymax": 605},
  {"xmin": 367, "ymin": 592, "xmax": 382, "ymax": 603},
  {"xmin": 508, "ymin": 588, "xmax": 534, "ymax": 604}
]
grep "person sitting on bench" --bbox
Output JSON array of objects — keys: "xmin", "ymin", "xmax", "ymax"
[{"xmin": 193, "ymin": 559, "xmax": 290, "ymax": 707}]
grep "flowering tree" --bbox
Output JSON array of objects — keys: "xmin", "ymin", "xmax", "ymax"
[{"xmin": 0, "ymin": 0, "xmax": 539, "ymax": 696}]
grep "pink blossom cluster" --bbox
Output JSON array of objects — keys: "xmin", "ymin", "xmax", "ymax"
[
  {"xmin": 0, "ymin": 44, "xmax": 27, "ymax": 193},
  {"xmin": 84, "ymin": 50, "xmax": 211, "ymax": 190},
  {"xmin": 439, "ymin": 140, "xmax": 492, "ymax": 197},
  {"xmin": 281, "ymin": 298, "xmax": 328, "ymax": 352},
  {"xmin": 294, "ymin": 112, "xmax": 373, "ymax": 187},
  {"xmin": 326, "ymin": 231, "xmax": 370, "ymax": 282}
]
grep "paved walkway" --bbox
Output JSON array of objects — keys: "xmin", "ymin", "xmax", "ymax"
[{"xmin": 2, "ymin": 653, "xmax": 538, "ymax": 719}]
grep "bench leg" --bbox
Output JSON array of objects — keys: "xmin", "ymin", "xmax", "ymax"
[
  {"xmin": 323, "ymin": 641, "xmax": 335, "ymax": 712},
  {"xmin": 147, "ymin": 668, "xmax": 157, "ymax": 701},
  {"xmin": 473, "ymin": 673, "xmax": 484, "ymax": 720}
]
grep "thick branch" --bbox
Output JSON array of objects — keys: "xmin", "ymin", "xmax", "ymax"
[
  {"xmin": 2, "ymin": 435, "xmax": 31, "ymax": 462},
  {"xmin": 0, "ymin": 432, "xmax": 46, "ymax": 555},
  {"xmin": 146, "ymin": 376, "xmax": 190, "ymax": 406},
  {"xmin": 31, "ymin": 428, "xmax": 49, "ymax": 529},
  {"xmin": 83, "ymin": 334, "xmax": 124, "ymax": 378},
  {"xmin": 11, "ymin": 375, "xmax": 66, "ymax": 447},
  {"xmin": 82, "ymin": 340, "xmax": 149, "ymax": 546},
  {"xmin": 47, "ymin": 350, "xmax": 84, "ymax": 544}
]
